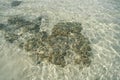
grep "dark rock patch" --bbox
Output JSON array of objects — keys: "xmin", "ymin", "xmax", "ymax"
[
  {"xmin": 0, "ymin": 16, "xmax": 92, "ymax": 68},
  {"xmin": 7, "ymin": 16, "xmax": 32, "ymax": 27},
  {"xmin": 0, "ymin": 23, "xmax": 6, "ymax": 30},
  {"xmin": 11, "ymin": 1, "xmax": 22, "ymax": 7}
]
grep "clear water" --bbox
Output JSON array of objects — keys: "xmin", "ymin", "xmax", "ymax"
[{"xmin": 0, "ymin": 0, "xmax": 120, "ymax": 80}]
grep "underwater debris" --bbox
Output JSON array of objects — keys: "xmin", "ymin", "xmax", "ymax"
[
  {"xmin": 11, "ymin": 1, "xmax": 22, "ymax": 7},
  {"xmin": 2, "ymin": 15, "xmax": 92, "ymax": 68}
]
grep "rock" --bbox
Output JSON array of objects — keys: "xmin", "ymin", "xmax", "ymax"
[
  {"xmin": 4, "ymin": 33, "xmax": 18, "ymax": 43},
  {"xmin": 0, "ymin": 23, "xmax": 6, "ymax": 30},
  {"xmin": 52, "ymin": 22, "xmax": 82, "ymax": 36},
  {"xmin": 46, "ymin": 22, "xmax": 91, "ymax": 67},
  {"xmin": 2, "ymin": 15, "xmax": 92, "ymax": 68},
  {"xmin": 11, "ymin": 1, "xmax": 22, "ymax": 7},
  {"xmin": 7, "ymin": 16, "xmax": 32, "ymax": 27}
]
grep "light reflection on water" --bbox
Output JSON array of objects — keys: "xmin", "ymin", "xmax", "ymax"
[{"xmin": 0, "ymin": 0, "xmax": 120, "ymax": 80}]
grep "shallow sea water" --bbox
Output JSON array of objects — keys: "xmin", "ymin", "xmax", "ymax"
[{"xmin": 0, "ymin": 0, "xmax": 120, "ymax": 80}]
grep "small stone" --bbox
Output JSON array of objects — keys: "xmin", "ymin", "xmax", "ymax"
[
  {"xmin": 18, "ymin": 42, "xmax": 24, "ymax": 49},
  {"xmin": 33, "ymin": 24, "xmax": 40, "ymax": 32},
  {"xmin": 41, "ymin": 31, "xmax": 48, "ymax": 41},
  {"xmin": 36, "ymin": 61, "xmax": 41, "ymax": 64},
  {"xmin": 11, "ymin": 1, "xmax": 22, "ymax": 7},
  {"xmin": 4, "ymin": 33, "xmax": 18, "ymax": 43},
  {"xmin": 24, "ymin": 38, "xmax": 40, "ymax": 51},
  {"xmin": 74, "ymin": 58, "xmax": 81, "ymax": 64},
  {"xmin": 0, "ymin": 23, "xmax": 6, "ymax": 30}
]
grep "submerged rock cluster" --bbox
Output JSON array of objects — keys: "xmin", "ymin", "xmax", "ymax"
[
  {"xmin": 11, "ymin": 1, "xmax": 22, "ymax": 7},
  {"xmin": 0, "ymin": 15, "xmax": 92, "ymax": 68}
]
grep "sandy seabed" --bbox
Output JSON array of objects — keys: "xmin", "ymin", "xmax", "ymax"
[{"xmin": 0, "ymin": 0, "xmax": 120, "ymax": 80}]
